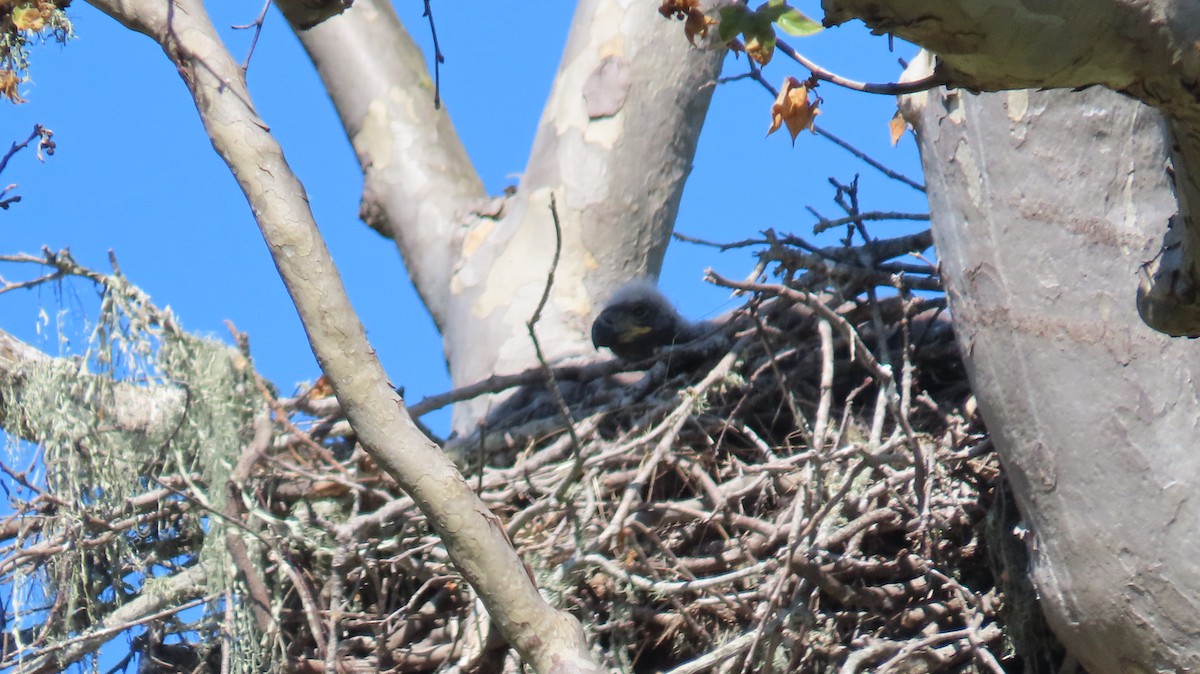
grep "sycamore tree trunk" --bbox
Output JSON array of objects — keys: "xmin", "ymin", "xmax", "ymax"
[
  {"xmin": 824, "ymin": 0, "xmax": 1200, "ymax": 337},
  {"xmin": 281, "ymin": 0, "xmax": 723, "ymax": 433},
  {"xmin": 902, "ymin": 81, "xmax": 1200, "ymax": 673},
  {"xmin": 821, "ymin": 2, "xmax": 1200, "ymax": 670},
  {"xmin": 819, "ymin": 0, "xmax": 1200, "ymax": 667}
]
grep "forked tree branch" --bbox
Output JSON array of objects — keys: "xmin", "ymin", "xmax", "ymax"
[{"xmin": 81, "ymin": 0, "xmax": 601, "ymax": 671}]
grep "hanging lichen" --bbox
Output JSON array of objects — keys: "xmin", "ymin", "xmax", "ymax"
[{"xmin": 0, "ymin": 250, "xmax": 272, "ymax": 673}]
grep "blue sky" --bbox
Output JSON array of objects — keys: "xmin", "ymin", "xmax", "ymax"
[{"xmin": 0, "ymin": 0, "xmax": 926, "ymax": 436}]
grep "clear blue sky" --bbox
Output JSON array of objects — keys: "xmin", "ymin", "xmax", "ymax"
[{"xmin": 1, "ymin": 0, "xmax": 926, "ymax": 436}]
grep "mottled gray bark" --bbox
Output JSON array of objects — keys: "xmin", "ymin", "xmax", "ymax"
[
  {"xmin": 815, "ymin": 3, "xmax": 1200, "ymax": 665},
  {"xmin": 902, "ymin": 81, "xmax": 1200, "ymax": 672}
]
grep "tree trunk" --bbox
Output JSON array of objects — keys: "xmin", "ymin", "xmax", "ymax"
[
  {"xmin": 285, "ymin": 0, "xmax": 724, "ymax": 432},
  {"xmin": 819, "ymin": 2, "xmax": 1200, "ymax": 667},
  {"xmin": 902, "ymin": 79, "xmax": 1200, "ymax": 672}
]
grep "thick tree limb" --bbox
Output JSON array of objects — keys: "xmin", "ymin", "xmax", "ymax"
[
  {"xmin": 281, "ymin": 0, "xmax": 486, "ymax": 330},
  {"xmin": 824, "ymin": 0, "xmax": 1200, "ymax": 335},
  {"xmin": 81, "ymin": 0, "xmax": 600, "ymax": 671}
]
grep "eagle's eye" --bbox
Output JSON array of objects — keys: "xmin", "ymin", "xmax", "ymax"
[{"xmin": 630, "ymin": 304, "xmax": 651, "ymax": 321}]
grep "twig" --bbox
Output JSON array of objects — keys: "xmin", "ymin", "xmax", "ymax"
[
  {"xmin": 0, "ymin": 125, "xmax": 53, "ymax": 177},
  {"xmin": 580, "ymin": 554, "xmax": 773, "ymax": 593},
  {"xmin": 659, "ymin": 626, "xmax": 758, "ymax": 674},
  {"xmin": 422, "ymin": 0, "xmax": 446, "ymax": 109},
  {"xmin": 223, "ymin": 413, "xmax": 276, "ymax": 635},
  {"xmin": 723, "ymin": 56, "xmax": 926, "ymax": 191},
  {"xmin": 812, "ymin": 210, "xmax": 929, "ymax": 234},
  {"xmin": 810, "ymin": 318, "xmax": 835, "ymax": 452},
  {"xmin": 814, "ymin": 124, "xmax": 926, "ymax": 192},
  {"xmin": 232, "ymin": 0, "xmax": 274, "ymax": 72},
  {"xmin": 526, "ymin": 193, "xmax": 584, "ymax": 471}
]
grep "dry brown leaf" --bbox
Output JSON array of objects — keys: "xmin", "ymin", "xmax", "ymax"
[
  {"xmin": 308, "ymin": 374, "xmax": 335, "ymax": 399},
  {"xmin": 12, "ymin": 5, "xmax": 44, "ymax": 31},
  {"xmin": 684, "ymin": 7, "xmax": 715, "ymax": 45},
  {"xmin": 889, "ymin": 109, "xmax": 910, "ymax": 146},
  {"xmin": 768, "ymin": 76, "xmax": 820, "ymax": 143},
  {"xmin": 0, "ymin": 70, "xmax": 24, "ymax": 104},
  {"xmin": 658, "ymin": 0, "xmax": 714, "ymax": 45}
]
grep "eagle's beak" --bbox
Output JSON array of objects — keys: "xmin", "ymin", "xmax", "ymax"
[{"xmin": 591, "ymin": 310, "xmax": 650, "ymax": 351}]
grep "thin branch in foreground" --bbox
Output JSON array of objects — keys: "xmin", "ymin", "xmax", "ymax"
[
  {"xmin": 815, "ymin": 124, "xmax": 926, "ymax": 193},
  {"xmin": 775, "ymin": 39, "xmax": 949, "ymax": 97},
  {"xmin": 526, "ymin": 193, "xmax": 583, "ymax": 478},
  {"xmin": 0, "ymin": 125, "xmax": 53, "ymax": 177},
  {"xmin": 422, "ymin": 0, "xmax": 446, "ymax": 109},
  {"xmin": 0, "ymin": 125, "xmax": 55, "ymax": 209}
]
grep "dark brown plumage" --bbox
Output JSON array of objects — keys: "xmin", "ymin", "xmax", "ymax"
[{"xmin": 591, "ymin": 281, "xmax": 705, "ymax": 360}]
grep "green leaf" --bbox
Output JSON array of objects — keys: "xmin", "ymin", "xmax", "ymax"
[
  {"xmin": 753, "ymin": 1, "xmax": 822, "ymax": 37},
  {"xmin": 775, "ymin": 8, "xmax": 822, "ymax": 36},
  {"xmin": 754, "ymin": 0, "xmax": 789, "ymax": 22},
  {"xmin": 717, "ymin": 4, "xmax": 750, "ymax": 42}
]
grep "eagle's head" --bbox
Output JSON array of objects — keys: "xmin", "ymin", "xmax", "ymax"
[{"xmin": 591, "ymin": 281, "xmax": 693, "ymax": 360}]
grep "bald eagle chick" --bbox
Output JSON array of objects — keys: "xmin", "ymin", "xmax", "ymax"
[{"xmin": 591, "ymin": 281, "xmax": 706, "ymax": 360}]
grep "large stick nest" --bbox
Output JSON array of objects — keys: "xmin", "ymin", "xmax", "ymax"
[
  {"xmin": 0, "ymin": 230, "xmax": 1074, "ymax": 673},
  {"xmin": 259, "ymin": 230, "xmax": 1067, "ymax": 673}
]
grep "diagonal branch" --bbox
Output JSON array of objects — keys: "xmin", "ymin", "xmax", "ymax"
[
  {"xmin": 11, "ymin": 564, "xmax": 211, "ymax": 673},
  {"xmin": 82, "ymin": 0, "xmax": 600, "ymax": 671}
]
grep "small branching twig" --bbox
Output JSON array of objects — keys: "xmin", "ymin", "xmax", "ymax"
[
  {"xmin": 232, "ymin": 0, "xmax": 273, "ymax": 72},
  {"xmin": 422, "ymin": 0, "xmax": 446, "ymax": 109},
  {"xmin": 526, "ymin": 194, "xmax": 583, "ymax": 468},
  {"xmin": 717, "ymin": 50, "xmax": 927, "ymax": 192},
  {"xmin": 0, "ymin": 125, "xmax": 55, "ymax": 209}
]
